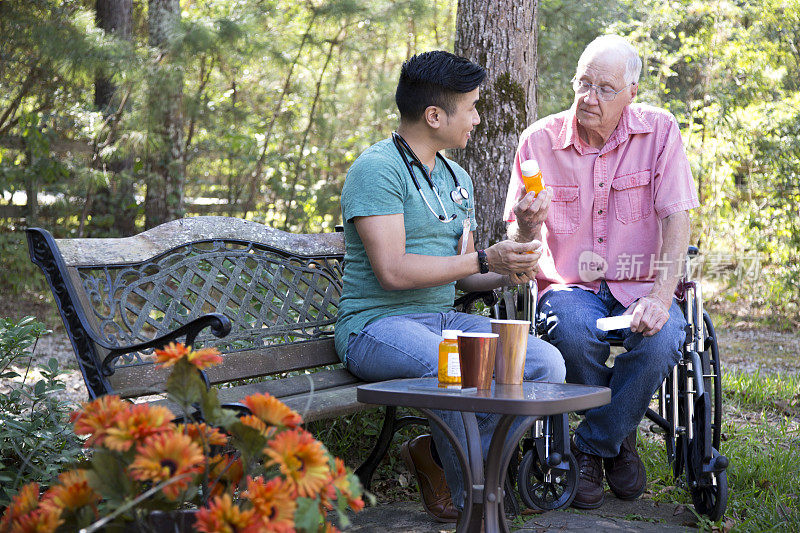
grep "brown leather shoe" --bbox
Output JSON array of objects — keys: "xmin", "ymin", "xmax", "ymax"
[
  {"xmin": 571, "ymin": 438, "xmax": 604, "ymax": 509},
  {"xmin": 604, "ymin": 430, "xmax": 647, "ymax": 500},
  {"xmin": 400, "ymin": 435, "xmax": 458, "ymax": 523}
]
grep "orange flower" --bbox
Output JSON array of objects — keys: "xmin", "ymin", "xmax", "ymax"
[
  {"xmin": 241, "ymin": 476, "xmax": 296, "ymax": 532},
  {"xmin": 103, "ymin": 403, "xmax": 174, "ymax": 452},
  {"xmin": 326, "ymin": 458, "xmax": 364, "ymax": 512},
  {"xmin": 264, "ymin": 429, "xmax": 330, "ymax": 498},
  {"xmin": 1, "ymin": 483, "xmax": 41, "ymax": 530},
  {"xmin": 195, "ymin": 494, "xmax": 258, "ymax": 533},
  {"xmin": 154, "ymin": 342, "xmax": 222, "ymax": 370},
  {"xmin": 242, "ymin": 393, "xmax": 302, "ymax": 428},
  {"xmin": 179, "ymin": 422, "xmax": 228, "ymax": 448},
  {"xmin": 207, "ymin": 454, "xmax": 244, "ymax": 499},
  {"xmin": 41, "ymin": 469, "xmax": 100, "ymax": 513},
  {"xmin": 238, "ymin": 414, "xmax": 276, "ymax": 440},
  {"xmin": 70, "ymin": 395, "xmax": 128, "ymax": 448},
  {"xmin": 6, "ymin": 507, "xmax": 63, "ymax": 533},
  {"xmin": 129, "ymin": 431, "xmax": 205, "ymax": 500}
]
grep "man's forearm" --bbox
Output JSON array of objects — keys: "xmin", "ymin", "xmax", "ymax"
[
  {"xmin": 507, "ymin": 220, "xmax": 542, "ymax": 243},
  {"xmin": 456, "ymin": 272, "xmax": 511, "ymax": 292},
  {"xmin": 649, "ymin": 211, "xmax": 691, "ymax": 305}
]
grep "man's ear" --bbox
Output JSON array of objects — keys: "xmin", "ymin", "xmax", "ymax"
[
  {"xmin": 630, "ymin": 82, "xmax": 639, "ymax": 100},
  {"xmin": 424, "ymin": 106, "xmax": 442, "ymax": 129}
]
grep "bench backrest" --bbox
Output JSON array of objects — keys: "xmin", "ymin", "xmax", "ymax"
[{"xmin": 27, "ymin": 217, "xmax": 345, "ymax": 399}]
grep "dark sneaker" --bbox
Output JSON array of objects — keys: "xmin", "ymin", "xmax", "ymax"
[
  {"xmin": 604, "ymin": 429, "xmax": 647, "ymax": 500},
  {"xmin": 571, "ymin": 438, "xmax": 605, "ymax": 509},
  {"xmin": 400, "ymin": 435, "xmax": 458, "ymax": 523}
]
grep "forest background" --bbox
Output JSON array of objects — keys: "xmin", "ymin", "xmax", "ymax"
[{"xmin": 1, "ymin": 0, "xmax": 799, "ymax": 325}]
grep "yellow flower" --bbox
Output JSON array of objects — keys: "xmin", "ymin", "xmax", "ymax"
[
  {"xmin": 103, "ymin": 403, "xmax": 174, "ymax": 452},
  {"xmin": 242, "ymin": 393, "xmax": 302, "ymax": 428},
  {"xmin": 241, "ymin": 476, "xmax": 296, "ymax": 532},
  {"xmin": 41, "ymin": 469, "xmax": 100, "ymax": 513},
  {"xmin": 129, "ymin": 431, "xmax": 204, "ymax": 500},
  {"xmin": 154, "ymin": 342, "xmax": 222, "ymax": 370},
  {"xmin": 69, "ymin": 395, "xmax": 128, "ymax": 448},
  {"xmin": 264, "ymin": 429, "xmax": 331, "ymax": 498},
  {"xmin": 195, "ymin": 494, "xmax": 258, "ymax": 533}
]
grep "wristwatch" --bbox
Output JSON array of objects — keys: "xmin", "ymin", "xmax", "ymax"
[{"xmin": 477, "ymin": 249, "xmax": 489, "ymax": 274}]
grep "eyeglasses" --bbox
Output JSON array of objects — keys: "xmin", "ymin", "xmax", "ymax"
[{"xmin": 571, "ymin": 77, "xmax": 632, "ymax": 101}]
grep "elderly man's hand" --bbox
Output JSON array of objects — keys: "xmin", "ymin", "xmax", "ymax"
[
  {"xmin": 625, "ymin": 295, "xmax": 671, "ymax": 336},
  {"xmin": 485, "ymin": 239, "xmax": 542, "ymax": 280},
  {"xmin": 512, "ymin": 188, "xmax": 552, "ymax": 234}
]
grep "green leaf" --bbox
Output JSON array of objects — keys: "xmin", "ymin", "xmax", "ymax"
[
  {"xmin": 165, "ymin": 358, "xmax": 205, "ymax": 408},
  {"xmin": 87, "ymin": 449, "xmax": 134, "ymax": 505},
  {"xmin": 33, "ymin": 379, "xmax": 46, "ymax": 396},
  {"xmin": 294, "ymin": 497, "xmax": 323, "ymax": 532}
]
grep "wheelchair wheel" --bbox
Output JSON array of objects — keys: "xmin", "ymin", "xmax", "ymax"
[
  {"xmin": 703, "ymin": 311, "xmax": 723, "ymax": 450},
  {"xmin": 687, "ymin": 444, "xmax": 729, "ymax": 522},
  {"xmin": 518, "ymin": 449, "xmax": 578, "ymax": 510}
]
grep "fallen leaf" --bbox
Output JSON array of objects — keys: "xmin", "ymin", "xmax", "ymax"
[{"xmin": 673, "ymin": 504, "xmax": 686, "ymax": 515}]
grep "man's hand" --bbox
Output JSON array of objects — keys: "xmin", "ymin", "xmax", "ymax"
[
  {"xmin": 624, "ymin": 295, "xmax": 671, "ymax": 336},
  {"xmin": 485, "ymin": 240, "xmax": 542, "ymax": 280},
  {"xmin": 512, "ymin": 188, "xmax": 552, "ymax": 235}
]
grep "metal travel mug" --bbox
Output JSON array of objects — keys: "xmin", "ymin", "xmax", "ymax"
[
  {"xmin": 490, "ymin": 319, "xmax": 530, "ymax": 385},
  {"xmin": 457, "ymin": 332, "xmax": 498, "ymax": 389}
]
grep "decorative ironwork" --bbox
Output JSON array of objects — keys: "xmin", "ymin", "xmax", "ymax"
[
  {"xmin": 75, "ymin": 240, "xmax": 342, "ymax": 366},
  {"xmin": 27, "ymin": 229, "xmax": 112, "ymax": 398}
]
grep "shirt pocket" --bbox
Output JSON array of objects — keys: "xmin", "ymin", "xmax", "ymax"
[
  {"xmin": 612, "ymin": 170, "xmax": 652, "ymax": 224},
  {"xmin": 547, "ymin": 185, "xmax": 580, "ymax": 234}
]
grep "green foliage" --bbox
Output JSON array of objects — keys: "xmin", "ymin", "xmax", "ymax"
[{"xmin": 0, "ymin": 316, "xmax": 83, "ymax": 508}]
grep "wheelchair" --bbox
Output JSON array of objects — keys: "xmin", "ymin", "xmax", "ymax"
[{"xmin": 467, "ymin": 246, "xmax": 729, "ymax": 521}]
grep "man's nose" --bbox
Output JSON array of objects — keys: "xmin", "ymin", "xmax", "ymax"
[
  {"xmin": 583, "ymin": 89, "xmax": 600, "ymax": 105},
  {"xmin": 473, "ymin": 110, "xmax": 480, "ymax": 125}
]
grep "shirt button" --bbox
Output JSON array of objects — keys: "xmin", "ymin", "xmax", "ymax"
[
  {"xmin": 598, "ymin": 209, "xmax": 603, "ymax": 215},
  {"xmin": 598, "ymin": 237, "xmax": 604, "ymax": 243},
  {"xmin": 599, "ymin": 182, "xmax": 605, "ymax": 187}
]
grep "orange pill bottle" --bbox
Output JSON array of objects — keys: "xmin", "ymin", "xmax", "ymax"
[
  {"xmin": 438, "ymin": 329, "xmax": 462, "ymax": 385},
  {"xmin": 521, "ymin": 159, "xmax": 545, "ymax": 196}
]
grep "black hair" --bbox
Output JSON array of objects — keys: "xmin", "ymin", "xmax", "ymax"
[{"xmin": 395, "ymin": 50, "xmax": 486, "ymax": 122}]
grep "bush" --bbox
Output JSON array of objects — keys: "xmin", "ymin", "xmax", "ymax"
[{"xmin": 0, "ymin": 316, "xmax": 83, "ymax": 508}]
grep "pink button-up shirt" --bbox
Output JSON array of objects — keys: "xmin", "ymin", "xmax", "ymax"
[{"xmin": 503, "ymin": 103, "xmax": 700, "ymax": 307}]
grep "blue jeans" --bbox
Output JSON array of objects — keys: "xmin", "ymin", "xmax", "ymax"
[
  {"xmin": 346, "ymin": 310, "xmax": 565, "ymax": 509},
  {"xmin": 538, "ymin": 282, "xmax": 685, "ymax": 458}
]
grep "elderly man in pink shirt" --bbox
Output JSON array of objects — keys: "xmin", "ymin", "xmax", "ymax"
[{"xmin": 504, "ymin": 35, "xmax": 699, "ymax": 509}]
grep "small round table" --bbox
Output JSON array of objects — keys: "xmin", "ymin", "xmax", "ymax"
[{"xmin": 357, "ymin": 378, "xmax": 610, "ymax": 533}]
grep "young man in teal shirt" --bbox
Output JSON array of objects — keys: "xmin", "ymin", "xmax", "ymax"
[{"xmin": 336, "ymin": 51, "xmax": 565, "ymax": 522}]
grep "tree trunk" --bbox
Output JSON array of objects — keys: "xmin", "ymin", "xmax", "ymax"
[
  {"xmin": 91, "ymin": 0, "xmax": 136, "ymax": 237},
  {"xmin": 453, "ymin": 0, "xmax": 538, "ymax": 249},
  {"xmin": 144, "ymin": 0, "xmax": 184, "ymax": 229}
]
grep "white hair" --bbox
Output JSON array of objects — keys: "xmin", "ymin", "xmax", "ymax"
[{"xmin": 577, "ymin": 34, "xmax": 642, "ymax": 85}]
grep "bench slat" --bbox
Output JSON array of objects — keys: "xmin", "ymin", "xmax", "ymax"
[{"xmin": 107, "ymin": 338, "xmax": 340, "ymax": 398}]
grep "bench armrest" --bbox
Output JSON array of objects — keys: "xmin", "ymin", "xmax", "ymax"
[{"xmin": 100, "ymin": 313, "xmax": 232, "ymax": 376}]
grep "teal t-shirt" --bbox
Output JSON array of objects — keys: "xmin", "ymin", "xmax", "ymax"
[{"xmin": 334, "ymin": 138, "xmax": 477, "ymax": 362}]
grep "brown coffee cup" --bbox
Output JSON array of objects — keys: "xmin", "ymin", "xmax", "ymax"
[
  {"xmin": 490, "ymin": 319, "xmax": 530, "ymax": 385},
  {"xmin": 457, "ymin": 332, "xmax": 498, "ymax": 389}
]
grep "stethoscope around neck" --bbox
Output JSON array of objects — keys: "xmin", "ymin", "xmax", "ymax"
[{"xmin": 392, "ymin": 131, "xmax": 470, "ymax": 223}]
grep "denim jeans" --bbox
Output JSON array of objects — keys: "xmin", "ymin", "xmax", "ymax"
[
  {"xmin": 346, "ymin": 310, "xmax": 565, "ymax": 509},
  {"xmin": 538, "ymin": 282, "xmax": 685, "ymax": 458}
]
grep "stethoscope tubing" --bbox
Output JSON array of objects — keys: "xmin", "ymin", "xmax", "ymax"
[{"xmin": 391, "ymin": 132, "xmax": 469, "ymax": 223}]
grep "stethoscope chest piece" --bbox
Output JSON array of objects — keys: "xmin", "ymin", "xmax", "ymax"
[{"xmin": 450, "ymin": 187, "xmax": 469, "ymax": 204}]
